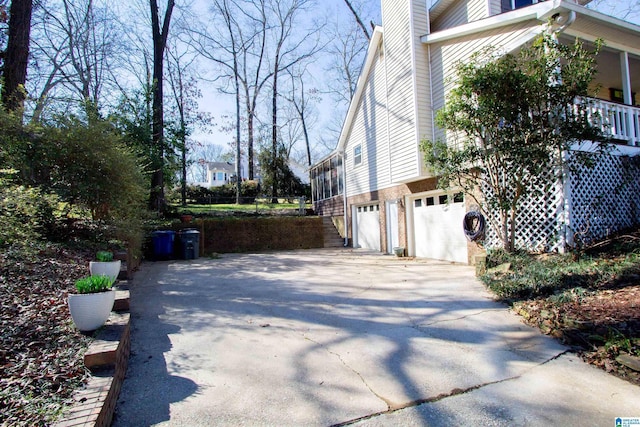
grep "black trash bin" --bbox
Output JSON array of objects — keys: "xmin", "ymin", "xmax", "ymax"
[{"xmin": 177, "ymin": 229, "xmax": 200, "ymax": 259}]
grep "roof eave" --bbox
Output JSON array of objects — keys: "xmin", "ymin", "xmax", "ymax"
[
  {"xmin": 422, "ymin": 0, "xmax": 559, "ymax": 44},
  {"xmin": 336, "ymin": 26, "xmax": 384, "ymax": 153}
]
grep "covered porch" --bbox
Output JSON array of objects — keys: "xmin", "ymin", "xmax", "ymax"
[{"xmin": 560, "ymin": 11, "xmax": 640, "ymax": 146}]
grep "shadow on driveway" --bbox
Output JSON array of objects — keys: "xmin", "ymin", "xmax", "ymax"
[{"xmin": 113, "ymin": 249, "xmax": 640, "ymax": 426}]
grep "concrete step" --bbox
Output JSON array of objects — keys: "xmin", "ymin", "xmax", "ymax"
[
  {"xmin": 83, "ymin": 312, "xmax": 130, "ymax": 370},
  {"xmin": 322, "ymin": 217, "xmax": 345, "ymax": 248},
  {"xmin": 113, "ymin": 289, "xmax": 129, "ymax": 312}
]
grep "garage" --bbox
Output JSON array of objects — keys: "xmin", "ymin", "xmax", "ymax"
[
  {"xmin": 353, "ymin": 203, "xmax": 381, "ymax": 251},
  {"xmin": 411, "ymin": 192, "xmax": 468, "ymax": 263}
]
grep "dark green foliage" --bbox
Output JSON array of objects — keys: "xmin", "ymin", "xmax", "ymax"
[
  {"xmin": 481, "ymin": 248, "xmax": 640, "ymax": 301},
  {"xmin": 95, "ymin": 251, "xmax": 113, "ymax": 262},
  {"xmin": 0, "ymin": 170, "xmax": 59, "ymax": 247},
  {"xmin": 258, "ymin": 144, "xmax": 307, "ymax": 199},
  {"xmin": 74, "ymin": 275, "xmax": 112, "ymax": 294},
  {"xmin": 173, "ymin": 180, "xmax": 262, "ymax": 205},
  {"xmin": 27, "ymin": 115, "xmax": 146, "ymax": 220}
]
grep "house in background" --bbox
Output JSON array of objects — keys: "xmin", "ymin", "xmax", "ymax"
[
  {"xmin": 311, "ymin": 0, "xmax": 640, "ymax": 264},
  {"xmin": 191, "ymin": 161, "xmax": 236, "ymax": 188}
]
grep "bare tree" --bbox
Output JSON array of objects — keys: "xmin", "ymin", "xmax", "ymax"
[
  {"xmin": 324, "ymin": 22, "xmax": 366, "ymax": 106},
  {"xmin": 266, "ymin": 0, "xmax": 323, "ymax": 199},
  {"xmin": 341, "ymin": 0, "xmax": 370, "ymax": 40},
  {"xmin": 149, "ymin": 0, "xmax": 175, "ymax": 211},
  {"xmin": 187, "ymin": 0, "xmax": 270, "ymax": 183},
  {"xmin": 587, "ymin": 0, "xmax": 640, "ymax": 22},
  {"xmin": 283, "ymin": 66, "xmax": 320, "ymax": 167},
  {"xmin": 166, "ymin": 44, "xmax": 193, "ymax": 206},
  {"xmin": 1, "ymin": 0, "xmax": 33, "ymax": 113},
  {"xmin": 28, "ymin": 0, "xmax": 124, "ymax": 121}
]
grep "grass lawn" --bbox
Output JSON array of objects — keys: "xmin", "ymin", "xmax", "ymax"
[{"xmin": 172, "ymin": 201, "xmax": 308, "ymax": 215}]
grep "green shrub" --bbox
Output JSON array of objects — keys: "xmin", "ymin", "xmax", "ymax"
[
  {"xmin": 95, "ymin": 251, "xmax": 114, "ymax": 262},
  {"xmin": 0, "ymin": 170, "xmax": 59, "ymax": 247},
  {"xmin": 74, "ymin": 275, "xmax": 113, "ymax": 294},
  {"xmin": 481, "ymin": 248, "xmax": 640, "ymax": 301},
  {"xmin": 26, "ymin": 116, "xmax": 147, "ymax": 221},
  {"xmin": 175, "ymin": 183, "xmax": 260, "ymax": 205}
]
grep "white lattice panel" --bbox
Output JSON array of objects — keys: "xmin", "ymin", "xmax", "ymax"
[
  {"xmin": 566, "ymin": 153, "xmax": 640, "ymax": 246},
  {"xmin": 483, "ymin": 150, "xmax": 640, "ymax": 252},
  {"xmin": 483, "ymin": 166, "xmax": 565, "ymax": 252}
]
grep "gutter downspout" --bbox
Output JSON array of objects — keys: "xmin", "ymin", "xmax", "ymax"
[
  {"xmin": 550, "ymin": 10, "xmax": 576, "ymax": 33},
  {"xmin": 341, "ymin": 151, "xmax": 349, "ymax": 247}
]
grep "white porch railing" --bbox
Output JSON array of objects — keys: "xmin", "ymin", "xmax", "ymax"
[{"xmin": 585, "ymin": 98, "xmax": 640, "ymax": 146}]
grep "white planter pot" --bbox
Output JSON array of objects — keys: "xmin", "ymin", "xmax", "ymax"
[
  {"xmin": 89, "ymin": 260, "xmax": 121, "ymax": 284},
  {"xmin": 68, "ymin": 290, "xmax": 116, "ymax": 331}
]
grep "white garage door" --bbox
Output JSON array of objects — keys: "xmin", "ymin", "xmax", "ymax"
[
  {"xmin": 354, "ymin": 203, "xmax": 381, "ymax": 251},
  {"xmin": 413, "ymin": 193, "xmax": 468, "ymax": 263}
]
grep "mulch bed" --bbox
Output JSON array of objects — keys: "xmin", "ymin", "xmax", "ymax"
[
  {"xmin": 0, "ymin": 245, "xmax": 93, "ymax": 425},
  {"xmin": 514, "ymin": 283, "xmax": 640, "ymax": 386}
]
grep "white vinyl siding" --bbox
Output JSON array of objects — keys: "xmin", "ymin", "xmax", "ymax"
[
  {"xmin": 344, "ymin": 43, "xmax": 390, "ymax": 198},
  {"xmin": 487, "ymin": 0, "xmax": 503, "ymax": 16},
  {"xmin": 383, "ymin": 0, "xmax": 417, "ymax": 183},
  {"xmin": 431, "ymin": 0, "xmax": 489, "ymax": 32},
  {"xmin": 411, "ymin": 1, "xmax": 434, "ymax": 178},
  {"xmin": 429, "ymin": 20, "xmax": 541, "ymax": 143}
]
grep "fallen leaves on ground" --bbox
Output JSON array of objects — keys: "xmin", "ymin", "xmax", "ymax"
[
  {"xmin": 514, "ymin": 283, "xmax": 640, "ymax": 386},
  {"xmin": 0, "ymin": 245, "xmax": 93, "ymax": 425}
]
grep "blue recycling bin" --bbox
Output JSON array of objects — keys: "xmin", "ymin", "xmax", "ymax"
[{"xmin": 152, "ymin": 230, "xmax": 176, "ymax": 259}]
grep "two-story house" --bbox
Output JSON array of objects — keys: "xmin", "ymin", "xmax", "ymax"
[
  {"xmin": 311, "ymin": 0, "xmax": 640, "ymax": 264},
  {"xmin": 205, "ymin": 162, "xmax": 235, "ymax": 187}
]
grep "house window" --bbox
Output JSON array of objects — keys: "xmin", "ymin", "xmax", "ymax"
[
  {"xmin": 415, "ymin": 199, "xmax": 422, "ymax": 208},
  {"xmin": 354, "ymin": 144, "xmax": 362, "ymax": 166},
  {"xmin": 216, "ymin": 172, "xmax": 225, "ymax": 181},
  {"xmin": 514, "ymin": 0, "xmax": 535, "ymax": 8},
  {"xmin": 310, "ymin": 153, "xmax": 345, "ymax": 203},
  {"xmin": 337, "ymin": 155, "xmax": 344, "ymax": 194},
  {"xmin": 502, "ymin": 0, "xmax": 536, "ymax": 12},
  {"xmin": 453, "ymin": 192, "xmax": 464, "ymax": 203},
  {"xmin": 439, "ymin": 195, "xmax": 448, "ymax": 205},
  {"xmin": 426, "ymin": 197, "xmax": 434, "ymax": 206},
  {"xmin": 323, "ymin": 160, "xmax": 331, "ymax": 200},
  {"xmin": 330, "ymin": 157, "xmax": 339, "ymax": 196}
]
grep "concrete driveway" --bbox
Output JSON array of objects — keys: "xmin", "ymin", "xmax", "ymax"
[{"xmin": 113, "ymin": 248, "xmax": 639, "ymax": 426}]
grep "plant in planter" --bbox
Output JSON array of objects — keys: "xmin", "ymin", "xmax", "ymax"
[
  {"xmin": 89, "ymin": 250, "xmax": 121, "ymax": 284},
  {"xmin": 67, "ymin": 275, "xmax": 115, "ymax": 331}
]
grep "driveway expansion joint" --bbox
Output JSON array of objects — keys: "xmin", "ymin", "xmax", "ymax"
[
  {"xmin": 418, "ymin": 309, "xmax": 506, "ymax": 327},
  {"xmin": 330, "ymin": 350, "xmax": 573, "ymax": 427}
]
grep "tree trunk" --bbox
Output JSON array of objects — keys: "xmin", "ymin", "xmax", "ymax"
[
  {"xmin": 2, "ymin": 0, "xmax": 33, "ymax": 114},
  {"xmin": 247, "ymin": 103, "xmax": 255, "ymax": 180},
  {"xmin": 149, "ymin": 0, "xmax": 175, "ymax": 212},
  {"xmin": 271, "ymin": 65, "xmax": 279, "ymax": 202},
  {"xmin": 234, "ymin": 59, "xmax": 241, "ymax": 204},
  {"xmin": 342, "ymin": 0, "xmax": 370, "ymax": 40}
]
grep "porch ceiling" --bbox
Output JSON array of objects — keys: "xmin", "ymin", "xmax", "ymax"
[
  {"xmin": 564, "ymin": 11, "xmax": 640, "ymax": 56},
  {"xmin": 559, "ymin": 34, "xmax": 640, "ymax": 102}
]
